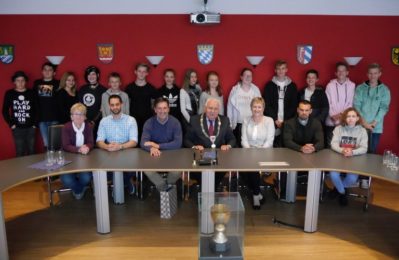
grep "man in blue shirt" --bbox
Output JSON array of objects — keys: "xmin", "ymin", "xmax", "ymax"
[
  {"xmin": 141, "ymin": 97, "xmax": 182, "ymax": 190},
  {"xmin": 97, "ymin": 95, "xmax": 138, "ymax": 201}
]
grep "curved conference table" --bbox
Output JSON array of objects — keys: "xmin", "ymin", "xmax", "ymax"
[{"xmin": 0, "ymin": 148, "xmax": 398, "ymax": 260}]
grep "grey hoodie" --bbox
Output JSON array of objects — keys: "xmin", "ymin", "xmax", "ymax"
[{"xmin": 331, "ymin": 124, "xmax": 368, "ymax": 155}]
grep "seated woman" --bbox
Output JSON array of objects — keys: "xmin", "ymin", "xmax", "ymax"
[
  {"xmin": 241, "ymin": 97, "xmax": 275, "ymax": 209},
  {"xmin": 330, "ymin": 107, "xmax": 368, "ymax": 206},
  {"xmin": 61, "ymin": 103, "xmax": 94, "ymax": 200}
]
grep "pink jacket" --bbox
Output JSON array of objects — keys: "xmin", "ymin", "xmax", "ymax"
[{"xmin": 325, "ymin": 78, "xmax": 355, "ymax": 126}]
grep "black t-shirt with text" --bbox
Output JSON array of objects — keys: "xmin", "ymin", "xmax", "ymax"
[
  {"xmin": 157, "ymin": 85, "xmax": 181, "ymax": 121},
  {"xmin": 2, "ymin": 88, "xmax": 37, "ymax": 128}
]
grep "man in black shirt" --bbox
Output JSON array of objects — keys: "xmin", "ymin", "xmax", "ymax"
[
  {"xmin": 33, "ymin": 62, "xmax": 59, "ymax": 149},
  {"xmin": 283, "ymin": 100, "xmax": 324, "ymax": 152},
  {"xmin": 2, "ymin": 71, "xmax": 37, "ymax": 156},
  {"xmin": 125, "ymin": 63, "xmax": 158, "ymax": 142},
  {"xmin": 78, "ymin": 66, "xmax": 107, "ymax": 140}
]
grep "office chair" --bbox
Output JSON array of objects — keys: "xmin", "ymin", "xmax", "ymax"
[{"xmin": 320, "ymin": 130, "xmax": 374, "ymax": 211}]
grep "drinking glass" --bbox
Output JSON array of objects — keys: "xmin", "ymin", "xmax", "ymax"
[
  {"xmin": 57, "ymin": 150, "xmax": 65, "ymax": 165},
  {"xmin": 46, "ymin": 150, "xmax": 55, "ymax": 166},
  {"xmin": 390, "ymin": 155, "xmax": 398, "ymax": 171},
  {"xmin": 383, "ymin": 150, "xmax": 391, "ymax": 165}
]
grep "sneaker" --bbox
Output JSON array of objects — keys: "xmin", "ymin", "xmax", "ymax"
[
  {"xmin": 252, "ymin": 194, "xmax": 263, "ymax": 210},
  {"xmin": 360, "ymin": 179, "xmax": 369, "ymax": 189},
  {"xmin": 72, "ymin": 190, "xmax": 85, "ymax": 200},
  {"xmin": 127, "ymin": 181, "xmax": 136, "ymax": 195}
]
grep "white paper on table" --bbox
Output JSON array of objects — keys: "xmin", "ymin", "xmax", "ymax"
[{"xmin": 258, "ymin": 161, "xmax": 290, "ymax": 166}]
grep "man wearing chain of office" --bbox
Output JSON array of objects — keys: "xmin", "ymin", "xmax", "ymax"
[{"xmin": 184, "ymin": 98, "xmax": 236, "ymax": 189}]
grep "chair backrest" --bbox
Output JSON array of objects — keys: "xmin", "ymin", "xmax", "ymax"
[{"xmin": 48, "ymin": 124, "xmax": 64, "ymax": 151}]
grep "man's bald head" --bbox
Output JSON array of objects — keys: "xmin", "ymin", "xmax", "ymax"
[{"xmin": 205, "ymin": 98, "xmax": 220, "ymax": 120}]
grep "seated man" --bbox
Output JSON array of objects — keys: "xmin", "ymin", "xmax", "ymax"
[
  {"xmin": 96, "ymin": 94, "xmax": 138, "ymax": 197},
  {"xmin": 140, "ymin": 97, "xmax": 182, "ymax": 191},
  {"xmin": 184, "ymin": 98, "xmax": 236, "ymax": 189},
  {"xmin": 283, "ymin": 100, "xmax": 324, "ymax": 153},
  {"xmin": 281, "ymin": 100, "xmax": 324, "ymax": 199}
]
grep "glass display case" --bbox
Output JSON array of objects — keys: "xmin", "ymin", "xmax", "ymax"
[{"xmin": 198, "ymin": 192, "xmax": 244, "ymax": 260}]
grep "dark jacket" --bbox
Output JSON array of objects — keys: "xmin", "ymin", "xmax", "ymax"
[
  {"xmin": 282, "ymin": 116, "xmax": 324, "ymax": 152},
  {"xmin": 62, "ymin": 121, "xmax": 94, "ymax": 153},
  {"xmin": 263, "ymin": 77, "xmax": 298, "ymax": 123},
  {"xmin": 298, "ymin": 87, "xmax": 329, "ymax": 123},
  {"xmin": 184, "ymin": 114, "xmax": 236, "ymax": 148}
]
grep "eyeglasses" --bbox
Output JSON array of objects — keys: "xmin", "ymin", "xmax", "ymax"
[{"xmin": 71, "ymin": 113, "xmax": 85, "ymax": 117}]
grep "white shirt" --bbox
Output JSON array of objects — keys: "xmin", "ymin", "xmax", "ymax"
[
  {"xmin": 241, "ymin": 116, "xmax": 275, "ymax": 148},
  {"xmin": 276, "ymin": 81, "xmax": 286, "ymax": 122},
  {"xmin": 235, "ymin": 87, "xmax": 254, "ymax": 124},
  {"xmin": 304, "ymin": 88, "xmax": 314, "ymax": 101}
]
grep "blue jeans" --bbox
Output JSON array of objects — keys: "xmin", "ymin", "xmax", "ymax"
[
  {"xmin": 369, "ymin": 133, "xmax": 381, "ymax": 154},
  {"xmin": 60, "ymin": 172, "xmax": 92, "ymax": 194},
  {"xmin": 329, "ymin": 171, "xmax": 359, "ymax": 194},
  {"xmin": 12, "ymin": 127, "xmax": 36, "ymax": 157}
]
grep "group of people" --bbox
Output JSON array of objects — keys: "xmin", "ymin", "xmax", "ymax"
[{"xmin": 2, "ymin": 60, "xmax": 391, "ymax": 208}]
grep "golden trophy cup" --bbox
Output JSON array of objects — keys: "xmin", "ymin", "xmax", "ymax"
[{"xmin": 210, "ymin": 204, "xmax": 231, "ymax": 253}]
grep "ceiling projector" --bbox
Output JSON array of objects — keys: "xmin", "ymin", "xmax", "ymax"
[
  {"xmin": 190, "ymin": 12, "xmax": 221, "ymax": 24},
  {"xmin": 190, "ymin": 0, "xmax": 220, "ymax": 24}
]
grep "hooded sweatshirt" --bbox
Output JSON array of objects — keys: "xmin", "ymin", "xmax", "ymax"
[
  {"xmin": 263, "ymin": 76, "xmax": 298, "ymax": 124},
  {"xmin": 331, "ymin": 124, "xmax": 368, "ymax": 155},
  {"xmin": 325, "ymin": 78, "xmax": 355, "ymax": 127},
  {"xmin": 354, "ymin": 81, "xmax": 391, "ymax": 134}
]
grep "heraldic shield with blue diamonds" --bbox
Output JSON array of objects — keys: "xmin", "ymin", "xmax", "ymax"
[
  {"xmin": 0, "ymin": 45, "xmax": 14, "ymax": 64},
  {"xmin": 197, "ymin": 44, "xmax": 214, "ymax": 65},
  {"xmin": 297, "ymin": 45, "xmax": 313, "ymax": 65}
]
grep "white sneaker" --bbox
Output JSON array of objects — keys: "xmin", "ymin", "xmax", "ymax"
[
  {"xmin": 360, "ymin": 179, "xmax": 369, "ymax": 189},
  {"xmin": 252, "ymin": 194, "xmax": 263, "ymax": 210},
  {"xmin": 73, "ymin": 186, "xmax": 88, "ymax": 200}
]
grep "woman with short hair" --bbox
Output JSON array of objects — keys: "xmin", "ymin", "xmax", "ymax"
[
  {"xmin": 61, "ymin": 103, "xmax": 94, "ymax": 200},
  {"xmin": 241, "ymin": 97, "xmax": 275, "ymax": 209}
]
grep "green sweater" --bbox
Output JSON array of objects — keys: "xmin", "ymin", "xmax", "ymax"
[{"xmin": 354, "ymin": 81, "xmax": 391, "ymax": 134}]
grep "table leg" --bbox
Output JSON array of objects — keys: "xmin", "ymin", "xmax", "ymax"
[
  {"xmin": 201, "ymin": 170, "xmax": 215, "ymax": 193},
  {"xmin": 304, "ymin": 169, "xmax": 321, "ymax": 233},
  {"xmin": 92, "ymin": 170, "xmax": 110, "ymax": 234},
  {"xmin": 285, "ymin": 171, "xmax": 297, "ymax": 203},
  {"xmin": 201, "ymin": 170, "xmax": 215, "ymax": 234},
  {"xmin": 0, "ymin": 193, "xmax": 9, "ymax": 260},
  {"xmin": 113, "ymin": 171, "xmax": 124, "ymax": 204}
]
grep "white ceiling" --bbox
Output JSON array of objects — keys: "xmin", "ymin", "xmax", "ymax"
[{"xmin": 1, "ymin": 0, "xmax": 398, "ymax": 15}]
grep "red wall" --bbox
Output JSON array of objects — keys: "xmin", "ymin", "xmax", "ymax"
[{"xmin": 0, "ymin": 15, "xmax": 398, "ymax": 159}]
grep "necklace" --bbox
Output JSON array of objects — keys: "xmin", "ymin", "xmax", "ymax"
[{"xmin": 200, "ymin": 114, "xmax": 221, "ymax": 148}]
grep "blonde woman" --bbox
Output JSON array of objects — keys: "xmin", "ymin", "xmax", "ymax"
[
  {"xmin": 61, "ymin": 103, "xmax": 94, "ymax": 200},
  {"xmin": 241, "ymin": 97, "xmax": 275, "ymax": 209}
]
